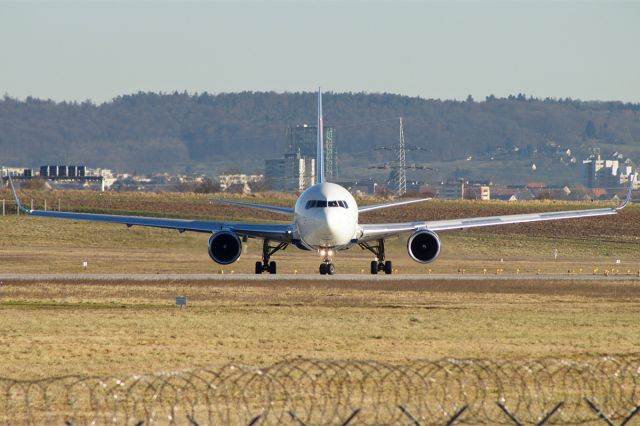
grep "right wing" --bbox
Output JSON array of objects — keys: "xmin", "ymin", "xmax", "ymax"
[
  {"xmin": 359, "ymin": 179, "xmax": 634, "ymax": 242},
  {"xmin": 9, "ymin": 176, "xmax": 293, "ymax": 241}
]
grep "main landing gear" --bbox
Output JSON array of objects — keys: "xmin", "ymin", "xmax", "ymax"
[
  {"xmin": 255, "ymin": 240, "xmax": 288, "ymax": 274},
  {"xmin": 359, "ymin": 239, "xmax": 393, "ymax": 275},
  {"xmin": 319, "ymin": 248, "xmax": 336, "ymax": 275}
]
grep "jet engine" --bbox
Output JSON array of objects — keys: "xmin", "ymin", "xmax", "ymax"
[
  {"xmin": 407, "ymin": 230, "xmax": 442, "ymax": 263},
  {"xmin": 208, "ymin": 231, "xmax": 242, "ymax": 265}
]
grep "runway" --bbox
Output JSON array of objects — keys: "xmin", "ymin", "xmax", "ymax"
[{"xmin": 0, "ymin": 273, "xmax": 638, "ymax": 281}]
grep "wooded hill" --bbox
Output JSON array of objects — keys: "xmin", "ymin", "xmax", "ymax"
[{"xmin": 1, "ymin": 92, "xmax": 639, "ymax": 184}]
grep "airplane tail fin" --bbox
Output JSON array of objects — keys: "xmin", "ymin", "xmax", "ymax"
[{"xmin": 317, "ymin": 88, "xmax": 325, "ymax": 184}]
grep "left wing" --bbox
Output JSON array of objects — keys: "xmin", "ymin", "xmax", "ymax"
[
  {"xmin": 359, "ymin": 179, "xmax": 634, "ymax": 242},
  {"xmin": 8, "ymin": 176, "xmax": 293, "ymax": 241}
]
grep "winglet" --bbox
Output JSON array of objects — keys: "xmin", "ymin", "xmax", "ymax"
[
  {"xmin": 616, "ymin": 173, "xmax": 635, "ymax": 211},
  {"xmin": 7, "ymin": 174, "xmax": 30, "ymax": 213}
]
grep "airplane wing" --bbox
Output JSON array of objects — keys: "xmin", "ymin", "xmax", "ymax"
[
  {"xmin": 359, "ymin": 180, "xmax": 634, "ymax": 242},
  {"xmin": 358, "ymin": 197, "xmax": 432, "ymax": 213},
  {"xmin": 209, "ymin": 199, "xmax": 294, "ymax": 215},
  {"xmin": 8, "ymin": 176, "xmax": 293, "ymax": 241}
]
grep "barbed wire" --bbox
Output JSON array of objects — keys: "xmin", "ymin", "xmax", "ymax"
[{"xmin": 2, "ymin": 356, "xmax": 640, "ymax": 425}]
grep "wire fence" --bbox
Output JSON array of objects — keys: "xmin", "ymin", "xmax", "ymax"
[{"xmin": 2, "ymin": 356, "xmax": 640, "ymax": 425}]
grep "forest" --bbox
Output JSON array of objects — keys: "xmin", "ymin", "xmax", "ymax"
[{"xmin": 1, "ymin": 91, "xmax": 639, "ymax": 183}]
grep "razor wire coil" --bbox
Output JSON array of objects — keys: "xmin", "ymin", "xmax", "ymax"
[{"xmin": 2, "ymin": 355, "xmax": 640, "ymax": 425}]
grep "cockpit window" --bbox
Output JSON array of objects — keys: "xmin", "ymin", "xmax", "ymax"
[{"xmin": 305, "ymin": 200, "xmax": 349, "ymax": 209}]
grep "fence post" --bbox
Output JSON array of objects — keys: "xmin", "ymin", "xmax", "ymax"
[
  {"xmin": 31, "ymin": 198, "xmax": 33, "ymax": 210},
  {"xmin": 58, "ymin": 199, "xmax": 61, "ymax": 212},
  {"xmin": 2, "ymin": 199, "xmax": 4, "ymax": 216},
  {"xmin": 44, "ymin": 199, "xmax": 47, "ymax": 211}
]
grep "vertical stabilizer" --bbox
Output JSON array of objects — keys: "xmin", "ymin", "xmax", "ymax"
[{"xmin": 317, "ymin": 88, "xmax": 325, "ymax": 183}]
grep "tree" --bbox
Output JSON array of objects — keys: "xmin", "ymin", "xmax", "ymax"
[
  {"xmin": 193, "ymin": 177, "xmax": 221, "ymax": 194},
  {"xmin": 585, "ymin": 120, "xmax": 597, "ymax": 138}
]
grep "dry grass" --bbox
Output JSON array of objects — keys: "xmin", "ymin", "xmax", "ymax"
[{"xmin": 1, "ymin": 278, "xmax": 640, "ymax": 379}]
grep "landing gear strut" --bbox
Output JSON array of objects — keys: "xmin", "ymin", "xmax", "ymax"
[
  {"xmin": 360, "ymin": 239, "xmax": 393, "ymax": 275},
  {"xmin": 255, "ymin": 240, "xmax": 288, "ymax": 274}
]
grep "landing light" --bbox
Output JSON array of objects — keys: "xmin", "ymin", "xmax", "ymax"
[
  {"xmin": 327, "ymin": 249, "xmax": 334, "ymax": 256},
  {"xmin": 320, "ymin": 249, "xmax": 326, "ymax": 256}
]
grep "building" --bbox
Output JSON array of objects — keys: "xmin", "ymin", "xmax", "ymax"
[
  {"xmin": 583, "ymin": 154, "xmax": 634, "ymax": 189},
  {"xmin": 265, "ymin": 153, "xmax": 315, "ymax": 192},
  {"xmin": 439, "ymin": 181, "xmax": 465, "ymax": 199},
  {"xmin": 264, "ymin": 124, "xmax": 333, "ymax": 193},
  {"xmin": 334, "ymin": 179, "xmax": 377, "ymax": 194},
  {"xmin": 285, "ymin": 124, "xmax": 337, "ymax": 180},
  {"xmin": 218, "ymin": 174, "xmax": 264, "ymax": 193},
  {"xmin": 3, "ymin": 164, "xmax": 105, "ymax": 190},
  {"xmin": 465, "ymin": 185, "xmax": 491, "ymax": 201}
]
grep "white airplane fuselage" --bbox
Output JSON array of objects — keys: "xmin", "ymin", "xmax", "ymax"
[{"xmin": 293, "ymin": 182, "xmax": 359, "ymax": 250}]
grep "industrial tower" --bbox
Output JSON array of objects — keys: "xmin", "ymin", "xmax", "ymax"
[
  {"xmin": 397, "ymin": 118, "xmax": 407, "ymax": 197},
  {"xmin": 370, "ymin": 118, "xmax": 430, "ymax": 197}
]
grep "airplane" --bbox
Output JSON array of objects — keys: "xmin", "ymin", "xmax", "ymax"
[{"xmin": 7, "ymin": 89, "xmax": 635, "ymax": 275}]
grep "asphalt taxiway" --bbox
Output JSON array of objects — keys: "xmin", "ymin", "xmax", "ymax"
[{"xmin": 0, "ymin": 273, "xmax": 638, "ymax": 281}]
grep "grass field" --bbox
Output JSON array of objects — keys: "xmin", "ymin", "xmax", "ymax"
[
  {"xmin": 0, "ymin": 190, "xmax": 639, "ymax": 381},
  {"xmin": 1, "ymin": 278, "xmax": 639, "ymax": 379}
]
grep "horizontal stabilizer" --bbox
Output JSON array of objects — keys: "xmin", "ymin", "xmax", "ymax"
[{"xmin": 358, "ymin": 198, "xmax": 432, "ymax": 213}]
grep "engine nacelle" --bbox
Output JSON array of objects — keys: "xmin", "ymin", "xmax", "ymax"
[
  {"xmin": 407, "ymin": 230, "xmax": 442, "ymax": 264},
  {"xmin": 208, "ymin": 231, "xmax": 242, "ymax": 265}
]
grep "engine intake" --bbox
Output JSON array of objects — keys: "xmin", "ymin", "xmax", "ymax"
[
  {"xmin": 208, "ymin": 231, "xmax": 242, "ymax": 265},
  {"xmin": 407, "ymin": 230, "xmax": 441, "ymax": 264}
]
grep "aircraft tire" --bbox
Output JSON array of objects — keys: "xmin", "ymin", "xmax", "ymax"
[
  {"xmin": 384, "ymin": 260, "xmax": 393, "ymax": 275},
  {"xmin": 370, "ymin": 261, "xmax": 378, "ymax": 275},
  {"xmin": 255, "ymin": 261, "xmax": 263, "ymax": 274},
  {"xmin": 319, "ymin": 263, "xmax": 327, "ymax": 275},
  {"xmin": 328, "ymin": 263, "xmax": 336, "ymax": 275},
  {"xmin": 268, "ymin": 261, "xmax": 277, "ymax": 274}
]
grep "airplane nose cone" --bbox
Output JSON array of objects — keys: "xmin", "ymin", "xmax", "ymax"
[{"xmin": 316, "ymin": 209, "xmax": 353, "ymax": 244}]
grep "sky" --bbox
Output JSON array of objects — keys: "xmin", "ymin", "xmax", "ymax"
[{"xmin": 0, "ymin": 0, "xmax": 638, "ymax": 103}]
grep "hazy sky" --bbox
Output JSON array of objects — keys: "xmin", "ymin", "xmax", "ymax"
[{"xmin": 1, "ymin": 0, "xmax": 638, "ymax": 103}]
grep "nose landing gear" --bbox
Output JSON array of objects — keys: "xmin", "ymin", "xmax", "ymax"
[
  {"xmin": 319, "ymin": 248, "xmax": 336, "ymax": 275},
  {"xmin": 319, "ymin": 262, "xmax": 335, "ymax": 275}
]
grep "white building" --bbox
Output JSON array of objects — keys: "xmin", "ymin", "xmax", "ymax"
[{"xmin": 218, "ymin": 174, "xmax": 264, "ymax": 193}]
